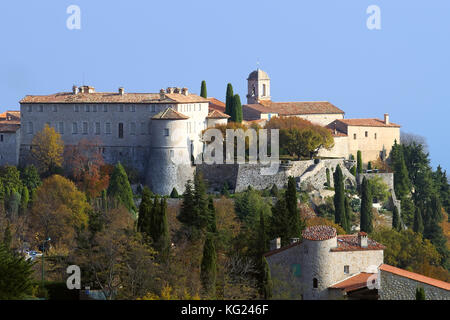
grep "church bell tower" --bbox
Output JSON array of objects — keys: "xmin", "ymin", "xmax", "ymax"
[{"xmin": 246, "ymin": 68, "xmax": 271, "ymax": 104}]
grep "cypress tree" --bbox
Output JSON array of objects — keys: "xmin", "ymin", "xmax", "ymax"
[
  {"xmin": 357, "ymin": 150, "xmax": 363, "ymax": 175},
  {"xmin": 221, "ymin": 182, "xmax": 230, "ymax": 197},
  {"xmin": 149, "ymin": 195, "xmax": 161, "ymax": 242},
  {"xmin": 391, "ymin": 141, "xmax": 411, "ymax": 200},
  {"xmin": 392, "ymin": 206, "xmax": 400, "ymax": 231},
  {"xmin": 415, "ymin": 287, "xmax": 425, "ymax": 300},
  {"xmin": 3, "ymin": 222, "xmax": 12, "ymax": 250},
  {"xmin": 107, "ymin": 162, "xmax": 136, "ymax": 213},
  {"xmin": 286, "ymin": 176, "xmax": 302, "ymax": 240},
  {"xmin": 257, "ymin": 210, "xmax": 268, "ymax": 258},
  {"xmin": 170, "ymin": 187, "xmax": 179, "ymax": 198},
  {"xmin": 343, "ymin": 197, "xmax": 351, "ymax": 233},
  {"xmin": 367, "ymin": 161, "xmax": 372, "ymax": 170},
  {"xmin": 200, "ymin": 234, "xmax": 217, "ymax": 296},
  {"xmin": 231, "ymin": 94, "xmax": 243, "ymax": 123},
  {"xmin": 333, "ymin": 165, "xmax": 346, "ymax": 227},
  {"xmin": 413, "ymin": 207, "xmax": 424, "ymax": 234},
  {"xmin": 19, "ymin": 186, "xmax": 29, "ymax": 215},
  {"xmin": 326, "ymin": 168, "xmax": 331, "ymax": 188},
  {"xmin": 270, "ymin": 196, "xmax": 290, "ymax": 246},
  {"xmin": 178, "ymin": 181, "xmax": 196, "ymax": 226},
  {"xmin": 351, "ymin": 165, "xmax": 357, "ymax": 177},
  {"xmin": 360, "ymin": 177, "xmax": 373, "ymax": 233},
  {"xmin": 194, "ymin": 172, "xmax": 209, "ymax": 229},
  {"xmin": 156, "ymin": 197, "xmax": 170, "ymax": 260},
  {"xmin": 261, "ymin": 257, "xmax": 272, "ymax": 300},
  {"xmin": 225, "ymin": 83, "xmax": 234, "ymax": 116},
  {"xmin": 200, "ymin": 80, "xmax": 207, "ymax": 98},
  {"xmin": 207, "ymin": 196, "xmax": 217, "ymax": 233},
  {"xmin": 138, "ymin": 186, "xmax": 152, "ymax": 233}
]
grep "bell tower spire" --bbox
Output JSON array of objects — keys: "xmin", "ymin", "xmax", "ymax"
[{"xmin": 246, "ymin": 68, "xmax": 271, "ymax": 104}]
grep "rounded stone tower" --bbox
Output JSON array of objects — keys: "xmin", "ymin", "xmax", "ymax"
[
  {"xmin": 301, "ymin": 225, "xmax": 337, "ymax": 300},
  {"xmin": 246, "ymin": 68, "xmax": 271, "ymax": 104},
  {"xmin": 146, "ymin": 107, "xmax": 194, "ymax": 195}
]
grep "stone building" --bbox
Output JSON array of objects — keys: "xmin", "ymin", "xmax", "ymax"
[
  {"xmin": 265, "ymin": 225, "xmax": 450, "ymax": 300},
  {"xmin": 18, "ymin": 85, "xmax": 228, "ymax": 195},
  {"xmin": 242, "ymin": 69, "xmax": 400, "ymax": 164},
  {"xmin": 265, "ymin": 226, "xmax": 385, "ymax": 300},
  {"xmin": 0, "ymin": 111, "xmax": 21, "ymax": 166}
]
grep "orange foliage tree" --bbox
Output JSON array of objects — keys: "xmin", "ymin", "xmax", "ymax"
[{"xmin": 64, "ymin": 138, "xmax": 110, "ymax": 199}]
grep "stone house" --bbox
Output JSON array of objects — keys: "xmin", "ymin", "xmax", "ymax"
[{"xmin": 0, "ymin": 111, "xmax": 21, "ymax": 166}]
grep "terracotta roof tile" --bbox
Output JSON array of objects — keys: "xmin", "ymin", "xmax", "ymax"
[
  {"xmin": 245, "ymin": 101, "xmax": 345, "ymax": 116},
  {"xmin": 379, "ymin": 264, "xmax": 450, "ymax": 290},
  {"xmin": 0, "ymin": 121, "xmax": 20, "ymax": 133},
  {"xmin": 302, "ymin": 225, "xmax": 337, "ymax": 241},
  {"xmin": 206, "ymin": 109, "xmax": 230, "ymax": 119},
  {"xmin": 334, "ymin": 118, "xmax": 400, "ymax": 128},
  {"xmin": 207, "ymin": 97, "xmax": 226, "ymax": 113},
  {"xmin": 329, "ymin": 272, "xmax": 377, "ymax": 292},
  {"xmin": 331, "ymin": 235, "xmax": 385, "ymax": 252},
  {"xmin": 152, "ymin": 107, "xmax": 189, "ymax": 120},
  {"xmin": 20, "ymin": 91, "xmax": 208, "ymax": 104}
]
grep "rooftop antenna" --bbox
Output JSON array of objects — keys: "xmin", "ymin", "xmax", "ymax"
[{"xmin": 256, "ymin": 59, "xmax": 260, "ymax": 70}]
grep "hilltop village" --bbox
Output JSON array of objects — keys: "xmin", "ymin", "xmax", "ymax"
[{"xmin": 0, "ymin": 70, "xmax": 448, "ymax": 300}]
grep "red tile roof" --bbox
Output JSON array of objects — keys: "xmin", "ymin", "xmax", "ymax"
[
  {"xmin": 20, "ymin": 91, "xmax": 208, "ymax": 104},
  {"xmin": 379, "ymin": 264, "xmax": 450, "ymax": 290},
  {"xmin": 334, "ymin": 118, "xmax": 400, "ymax": 128},
  {"xmin": 331, "ymin": 235, "xmax": 385, "ymax": 252},
  {"xmin": 207, "ymin": 97, "xmax": 226, "ymax": 113},
  {"xmin": 245, "ymin": 101, "xmax": 345, "ymax": 116},
  {"xmin": 302, "ymin": 225, "xmax": 337, "ymax": 241},
  {"xmin": 329, "ymin": 272, "xmax": 377, "ymax": 292},
  {"xmin": 0, "ymin": 111, "xmax": 20, "ymax": 121},
  {"xmin": 206, "ymin": 109, "xmax": 230, "ymax": 119},
  {"xmin": 263, "ymin": 241, "xmax": 302, "ymax": 258},
  {"xmin": 151, "ymin": 107, "xmax": 189, "ymax": 120},
  {"xmin": 0, "ymin": 122, "xmax": 20, "ymax": 133}
]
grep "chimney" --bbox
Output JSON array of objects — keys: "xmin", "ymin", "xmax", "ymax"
[
  {"xmin": 160, "ymin": 89, "xmax": 166, "ymax": 100},
  {"xmin": 79, "ymin": 86, "xmax": 84, "ymax": 94},
  {"xmin": 358, "ymin": 232, "xmax": 368, "ymax": 248},
  {"xmin": 118, "ymin": 87, "xmax": 125, "ymax": 95},
  {"xmin": 290, "ymin": 238, "xmax": 300, "ymax": 244},
  {"xmin": 72, "ymin": 85, "xmax": 78, "ymax": 95},
  {"xmin": 181, "ymin": 87, "xmax": 189, "ymax": 96},
  {"xmin": 384, "ymin": 113, "xmax": 389, "ymax": 125},
  {"xmin": 270, "ymin": 238, "xmax": 281, "ymax": 251},
  {"xmin": 167, "ymin": 87, "xmax": 174, "ymax": 94},
  {"xmin": 174, "ymin": 87, "xmax": 181, "ymax": 94}
]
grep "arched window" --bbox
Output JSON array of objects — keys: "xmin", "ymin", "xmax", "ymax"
[{"xmin": 313, "ymin": 278, "xmax": 318, "ymax": 289}]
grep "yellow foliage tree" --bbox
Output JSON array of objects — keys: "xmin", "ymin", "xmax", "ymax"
[
  {"xmin": 31, "ymin": 124, "xmax": 64, "ymax": 173},
  {"xmin": 30, "ymin": 175, "xmax": 90, "ymax": 249}
]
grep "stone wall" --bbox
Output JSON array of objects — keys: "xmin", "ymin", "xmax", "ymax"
[
  {"xmin": 379, "ymin": 270, "xmax": 450, "ymax": 300},
  {"xmin": 358, "ymin": 172, "xmax": 394, "ymax": 190},
  {"xmin": 0, "ymin": 129, "xmax": 20, "ymax": 166}
]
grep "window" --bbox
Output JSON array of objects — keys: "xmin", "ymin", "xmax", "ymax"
[
  {"xmin": 164, "ymin": 128, "xmax": 169, "ymax": 136},
  {"xmin": 374, "ymin": 133, "xmax": 377, "ymax": 139},
  {"xmin": 53, "ymin": 105, "xmax": 58, "ymax": 112},
  {"xmin": 72, "ymin": 122, "xmax": 78, "ymax": 134},
  {"xmin": 27, "ymin": 105, "xmax": 32, "ymax": 112},
  {"xmin": 27, "ymin": 122, "xmax": 34, "ymax": 134},
  {"xmin": 58, "ymin": 122, "xmax": 64, "ymax": 134},
  {"xmin": 262, "ymin": 84, "xmax": 266, "ymax": 96},
  {"xmin": 118, "ymin": 123, "xmax": 124, "ymax": 138},
  {"xmin": 95, "ymin": 122, "xmax": 101, "ymax": 135},
  {"xmin": 152, "ymin": 105, "xmax": 156, "ymax": 112},
  {"xmin": 82, "ymin": 122, "xmax": 88, "ymax": 134},
  {"xmin": 141, "ymin": 122, "xmax": 146, "ymax": 135},
  {"xmin": 353, "ymin": 134, "xmax": 357, "ymax": 140},
  {"xmin": 130, "ymin": 122, "xmax": 136, "ymax": 135},
  {"xmin": 105, "ymin": 122, "xmax": 111, "ymax": 134},
  {"xmin": 103, "ymin": 105, "xmax": 108, "ymax": 112},
  {"xmin": 0, "ymin": 135, "xmax": 3, "ymax": 142},
  {"xmin": 38, "ymin": 105, "xmax": 43, "ymax": 112},
  {"xmin": 85, "ymin": 105, "xmax": 90, "ymax": 112},
  {"xmin": 344, "ymin": 265, "xmax": 350, "ymax": 274},
  {"xmin": 130, "ymin": 105, "xmax": 136, "ymax": 112},
  {"xmin": 93, "ymin": 105, "xmax": 97, "ymax": 112},
  {"xmin": 313, "ymin": 278, "xmax": 318, "ymax": 289},
  {"xmin": 118, "ymin": 105, "xmax": 124, "ymax": 112},
  {"xmin": 74, "ymin": 105, "xmax": 79, "ymax": 112},
  {"xmin": 365, "ymin": 131, "xmax": 368, "ymax": 137},
  {"xmin": 169, "ymin": 150, "xmax": 174, "ymax": 158}
]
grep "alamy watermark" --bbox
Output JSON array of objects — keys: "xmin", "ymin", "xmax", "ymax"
[
  {"xmin": 66, "ymin": 5, "xmax": 81, "ymax": 30},
  {"xmin": 367, "ymin": 5, "xmax": 381, "ymax": 30}
]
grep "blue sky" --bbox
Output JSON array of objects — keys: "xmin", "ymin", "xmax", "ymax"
[{"xmin": 1, "ymin": 0, "xmax": 449, "ymax": 170}]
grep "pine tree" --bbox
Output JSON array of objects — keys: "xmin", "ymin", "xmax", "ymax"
[
  {"xmin": 0, "ymin": 244, "xmax": 34, "ymax": 299},
  {"xmin": 413, "ymin": 207, "xmax": 424, "ymax": 234},
  {"xmin": 391, "ymin": 141, "xmax": 411, "ymax": 200},
  {"xmin": 200, "ymin": 80, "xmax": 207, "ymax": 98},
  {"xmin": 107, "ymin": 162, "xmax": 136, "ymax": 213},
  {"xmin": 333, "ymin": 165, "xmax": 346, "ymax": 229},
  {"xmin": 392, "ymin": 206, "xmax": 400, "ymax": 231},
  {"xmin": 415, "ymin": 287, "xmax": 425, "ymax": 300},
  {"xmin": 357, "ymin": 150, "xmax": 363, "ymax": 175},
  {"xmin": 231, "ymin": 94, "xmax": 243, "ymax": 123},
  {"xmin": 178, "ymin": 180, "xmax": 196, "ymax": 226},
  {"xmin": 360, "ymin": 177, "xmax": 373, "ymax": 233},
  {"xmin": 170, "ymin": 187, "xmax": 179, "ymax": 198},
  {"xmin": 270, "ymin": 196, "xmax": 290, "ymax": 246},
  {"xmin": 221, "ymin": 182, "xmax": 230, "ymax": 197},
  {"xmin": 343, "ymin": 197, "xmax": 351, "ymax": 233},
  {"xmin": 225, "ymin": 83, "xmax": 234, "ymax": 117},
  {"xmin": 200, "ymin": 235, "xmax": 217, "ymax": 296},
  {"xmin": 261, "ymin": 257, "xmax": 272, "ymax": 300}
]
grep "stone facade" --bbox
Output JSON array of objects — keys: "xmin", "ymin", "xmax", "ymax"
[
  {"xmin": 0, "ymin": 128, "xmax": 20, "ymax": 166},
  {"xmin": 379, "ymin": 269, "xmax": 450, "ymax": 300}
]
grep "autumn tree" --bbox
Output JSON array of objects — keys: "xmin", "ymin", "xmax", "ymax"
[
  {"xmin": 64, "ymin": 138, "xmax": 109, "ymax": 199},
  {"xmin": 31, "ymin": 124, "xmax": 64, "ymax": 174},
  {"xmin": 30, "ymin": 175, "xmax": 90, "ymax": 249}
]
